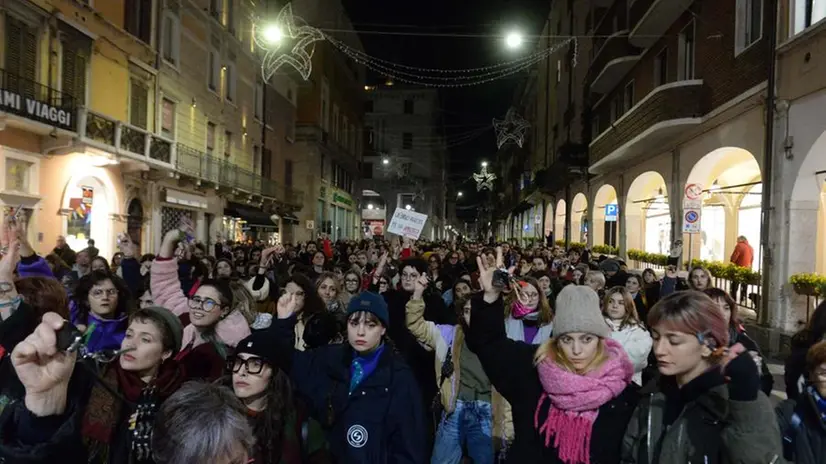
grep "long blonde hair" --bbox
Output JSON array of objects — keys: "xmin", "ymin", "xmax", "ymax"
[
  {"xmin": 533, "ymin": 336, "xmax": 609, "ymax": 374},
  {"xmin": 602, "ymin": 286, "xmax": 642, "ymax": 330}
]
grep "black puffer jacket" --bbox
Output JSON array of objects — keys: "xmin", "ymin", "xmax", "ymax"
[
  {"xmin": 466, "ymin": 294, "xmax": 639, "ymax": 464},
  {"xmin": 777, "ymin": 388, "xmax": 826, "ymax": 464},
  {"xmin": 0, "ymin": 303, "xmax": 40, "ymax": 415},
  {"xmin": 729, "ymin": 327, "xmax": 774, "ymax": 396}
]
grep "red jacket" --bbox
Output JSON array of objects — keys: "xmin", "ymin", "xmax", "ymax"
[{"xmin": 730, "ymin": 240, "xmax": 754, "ymax": 268}]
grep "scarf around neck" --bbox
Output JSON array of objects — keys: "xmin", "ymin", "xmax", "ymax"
[
  {"xmin": 534, "ymin": 337, "xmax": 632, "ymax": 464},
  {"xmin": 350, "ymin": 344, "xmax": 386, "ymax": 393}
]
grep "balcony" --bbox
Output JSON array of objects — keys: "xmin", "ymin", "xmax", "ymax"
[
  {"xmin": 628, "ymin": 0, "xmax": 693, "ymax": 49},
  {"xmin": 590, "ymin": 31, "xmax": 641, "ymax": 94},
  {"xmin": 589, "ymin": 80, "xmax": 709, "ymax": 174},
  {"xmin": 0, "ymin": 68, "xmax": 77, "ymax": 133},
  {"xmin": 295, "ymin": 123, "xmax": 359, "ymax": 171},
  {"xmin": 78, "ymin": 109, "xmax": 174, "ymax": 167}
]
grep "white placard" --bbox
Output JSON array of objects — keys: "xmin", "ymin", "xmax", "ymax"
[
  {"xmin": 306, "ymin": 220, "xmax": 315, "ymax": 230},
  {"xmin": 682, "ymin": 208, "xmax": 701, "ymax": 234},
  {"xmin": 386, "ymin": 208, "xmax": 428, "ymax": 240}
]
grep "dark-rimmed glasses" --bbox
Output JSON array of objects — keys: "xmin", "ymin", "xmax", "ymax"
[
  {"xmin": 229, "ymin": 356, "xmax": 267, "ymax": 374},
  {"xmin": 188, "ymin": 296, "xmax": 219, "ymax": 312}
]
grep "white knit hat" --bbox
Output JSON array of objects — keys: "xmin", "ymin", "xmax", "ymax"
[{"xmin": 553, "ymin": 285, "xmax": 611, "ymax": 338}]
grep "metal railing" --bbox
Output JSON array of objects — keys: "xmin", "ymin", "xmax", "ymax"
[
  {"xmin": 79, "ymin": 109, "xmax": 174, "ymax": 166},
  {"xmin": 0, "ymin": 68, "xmax": 77, "ymax": 130},
  {"xmin": 175, "ymin": 143, "xmax": 304, "ymax": 205}
]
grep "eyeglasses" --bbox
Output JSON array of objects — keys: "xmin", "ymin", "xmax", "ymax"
[
  {"xmin": 345, "ymin": 279, "xmax": 360, "ymax": 284},
  {"xmin": 228, "ymin": 356, "xmax": 267, "ymax": 375},
  {"xmin": 90, "ymin": 288, "xmax": 118, "ymax": 298},
  {"xmin": 401, "ymin": 273, "xmax": 419, "ymax": 280},
  {"xmin": 0, "ymin": 282, "xmax": 14, "ymax": 294},
  {"xmin": 188, "ymin": 296, "xmax": 220, "ymax": 312}
]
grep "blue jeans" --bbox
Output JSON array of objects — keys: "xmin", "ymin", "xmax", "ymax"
[{"xmin": 431, "ymin": 399, "xmax": 494, "ymax": 464}]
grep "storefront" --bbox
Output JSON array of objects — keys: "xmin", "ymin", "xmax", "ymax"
[
  {"xmin": 319, "ymin": 184, "xmax": 356, "ymax": 241},
  {"xmin": 223, "ymin": 201, "xmax": 279, "ymax": 244}
]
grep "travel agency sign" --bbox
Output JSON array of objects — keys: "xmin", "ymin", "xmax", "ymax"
[{"xmin": 0, "ymin": 89, "xmax": 75, "ymax": 131}]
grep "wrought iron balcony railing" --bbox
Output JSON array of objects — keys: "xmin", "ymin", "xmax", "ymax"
[
  {"xmin": 0, "ymin": 68, "xmax": 77, "ymax": 131},
  {"xmin": 79, "ymin": 109, "xmax": 174, "ymax": 166}
]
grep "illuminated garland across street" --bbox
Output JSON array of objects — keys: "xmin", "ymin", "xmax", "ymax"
[
  {"xmin": 473, "ymin": 165, "xmax": 496, "ymax": 192},
  {"xmin": 254, "ymin": 4, "xmax": 324, "ymax": 81}
]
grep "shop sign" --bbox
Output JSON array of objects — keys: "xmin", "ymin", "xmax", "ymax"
[
  {"xmin": 332, "ymin": 192, "xmax": 353, "ymax": 207},
  {"xmin": 0, "ymin": 89, "xmax": 75, "ymax": 130},
  {"xmin": 365, "ymin": 220, "xmax": 384, "ymax": 236},
  {"xmin": 306, "ymin": 220, "xmax": 315, "ymax": 230},
  {"xmin": 387, "ymin": 207, "xmax": 428, "ymax": 240},
  {"xmin": 81, "ymin": 186, "xmax": 94, "ymax": 205}
]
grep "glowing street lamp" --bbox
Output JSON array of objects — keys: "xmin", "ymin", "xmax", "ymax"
[
  {"xmin": 405, "ymin": 204, "xmax": 412, "ymax": 210},
  {"xmin": 457, "ymin": 191, "xmax": 463, "ymax": 197},
  {"xmin": 505, "ymin": 31, "xmax": 524, "ymax": 50},
  {"xmin": 481, "ymin": 161, "xmax": 488, "ymax": 168},
  {"xmin": 262, "ymin": 24, "xmax": 284, "ymax": 45},
  {"xmin": 367, "ymin": 204, "xmax": 374, "ymax": 210},
  {"xmin": 382, "ymin": 158, "xmax": 390, "ymax": 165}
]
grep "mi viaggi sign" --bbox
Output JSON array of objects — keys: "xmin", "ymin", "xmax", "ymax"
[{"xmin": 0, "ymin": 89, "xmax": 75, "ymax": 130}]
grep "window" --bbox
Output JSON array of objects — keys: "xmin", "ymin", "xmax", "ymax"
[
  {"xmin": 609, "ymin": 96, "xmax": 621, "ymax": 123},
  {"xmin": 4, "ymin": 15, "xmax": 38, "ymax": 97},
  {"xmin": 209, "ymin": 0, "xmax": 222, "ymax": 21},
  {"xmin": 59, "ymin": 25, "xmax": 90, "ymax": 106},
  {"xmin": 262, "ymin": 148, "xmax": 272, "ymax": 177},
  {"xmin": 208, "ymin": 49, "xmax": 219, "ymax": 91},
  {"xmin": 5, "ymin": 158, "xmax": 34, "ymax": 192},
  {"xmin": 224, "ymin": 130, "xmax": 232, "ymax": 157},
  {"xmin": 404, "ymin": 99, "xmax": 414, "ymax": 114},
  {"xmin": 556, "ymin": 60, "xmax": 561, "ymax": 83},
  {"xmin": 678, "ymin": 21, "xmax": 696, "ymax": 80},
  {"xmin": 654, "ymin": 48, "xmax": 668, "ymax": 86},
  {"xmin": 350, "ymin": 123, "xmax": 356, "ymax": 154},
  {"xmin": 402, "ymin": 132, "xmax": 413, "ymax": 149},
  {"xmin": 130, "ymin": 80, "xmax": 148, "ymax": 129},
  {"xmin": 253, "ymin": 145, "xmax": 261, "ymax": 175},
  {"xmin": 401, "ymin": 163, "xmax": 412, "ymax": 176},
  {"xmin": 285, "ymin": 159, "xmax": 294, "ymax": 186},
  {"xmin": 365, "ymin": 126, "xmax": 375, "ymax": 150},
  {"xmin": 332, "ymin": 104, "xmax": 340, "ymax": 140},
  {"xmin": 623, "ymin": 81, "xmax": 635, "ymax": 113},
  {"xmin": 735, "ymin": 0, "xmax": 763, "ymax": 53},
  {"xmin": 362, "ymin": 162, "xmax": 373, "ymax": 179},
  {"xmin": 364, "ymin": 100, "xmax": 374, "ymax": 112},
  {"xmin": 162, "ymin": 13, "xmax": 180, "ymax": 65},
  {"xmin": 321, "ymin": 78, "xmax": 330, "ymax": 131},
  {"xmin": 591, "ymin": 115, "xmax": 600, "ymax": 139},
  {"xmin": 795, "ymin": 0, "xmax": 826, "ymax": 34},
  {"xmin": 225, "ymin": 62, "xmax": 236, "ymax": 102},
  {"xmin": 342, "ymin": 115, "xmax": 349, "ymax": 151},
  {"xmin": 124, "ymin": 0, "xmax": 151, "ymax": 44},
  {"xmin": 161, "ymin": 98, "xmax": 175, "ymax": 137},
  {"xmin": 254, "ymin": 79, "xmax": 264, "ymax": 120},
  {"xmin": 207, "ymin": 122, "xmax": 216, "ymax": 154},
  {"xmin": 226, "ymin": 0, "xmax": 235, "ymax": 33}
]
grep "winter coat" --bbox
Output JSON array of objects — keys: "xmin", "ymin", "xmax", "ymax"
[
  {"xmin": 465, "ymin": 294, "xmax": 639, "ymax": 464},
  {"xmin": 69, "ymin": 305, "xmax": 128, "ymax": 354},
  {"xmin": 503, "ymin": 315, "xmax": 553, "ymax": 345},
  {"xmin": 267, "ymin": 315, "xmax": 427, "ymax": 464},
  {"xmin": 777, "ymin": 388, "xmax": 826, "ymax": 464},
  {"xmin": 0, "ymin": 303, "xmax": 40, "ymax": 417},
  {"xmin": 606, "ymin": 319, "xmax": 652, "ymax": 386},
  {"xmin": 729, "ymin": 327, "xmax": 773, "ymax": 396},
  {"xmin": 621, "ymin": 371, "xmax": 783, "ymax": 464},
  {"xmin": 405, "ymin": 299, "xmax": 509, "ymax": 449},
  {"xmin": 730, "ymin": 240, "xmax": 754, "ymax": 268},
  {"xmin": 785, "ymin": 331, "xmax": 820, "ymax": 401},
  {"xmin": 0, "ymin": 400, "xmax": 87, "ymax": 464},
  {"xmin": 151, "ymin": 257, "xmax": 250, "ymax": 350}
]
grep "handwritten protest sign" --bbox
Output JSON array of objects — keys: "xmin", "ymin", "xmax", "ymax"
[{"xmin": 386, "ymin": 208, "xmax": 428, "ymax": 240}]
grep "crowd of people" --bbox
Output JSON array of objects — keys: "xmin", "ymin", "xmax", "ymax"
[{"xmin": 0, "ymin": 214, "xmax": 824, "ymax": 463}]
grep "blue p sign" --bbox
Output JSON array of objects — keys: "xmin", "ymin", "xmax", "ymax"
[{"xmin": 605, "ymin": 204, "xmax": 619, "ymax": 222}]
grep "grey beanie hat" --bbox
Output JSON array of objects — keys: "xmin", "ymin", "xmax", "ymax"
[
  {"xmin": 140, "ymin": 306, "xmax": 184, "ymax": 355},
  {"xmin": 553, "ymin": 285, "xmax": 611, "ymax": 338},
  {"xmin": 599, "ymin": 259, "xmax": 621, "ymax": 273}
]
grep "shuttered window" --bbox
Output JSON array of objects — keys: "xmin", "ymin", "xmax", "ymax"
[
  {"xmin": 4, "ymin": 15, "xmax": 38, "ymax": 99},
  {"xmin": 130, "ymin": 80, "xmax": 148, "ymax": 129},
  {"xmin": 60, "ymin": 27, "xmax": 90, "ymax": 107}
]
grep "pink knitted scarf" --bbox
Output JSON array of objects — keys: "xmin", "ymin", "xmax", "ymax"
[{"xmin": 533, "ymin": 337, "xmax": 633, "ymax": 464}]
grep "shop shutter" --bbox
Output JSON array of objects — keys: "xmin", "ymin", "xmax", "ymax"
[
  {"xmin": 60, "ymin": 30, "xmax": 89, "ymax": 107},
  {"xmin": 161, "ymin": 207, "xmax": 193, "ymax": 237},
  {"xmin": 130, "ymin": 80, "xmax": 148, "ymax": 129}
]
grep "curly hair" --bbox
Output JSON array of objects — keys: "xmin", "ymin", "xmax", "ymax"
[
  {"xmin": 72, "ymin": 271, "xmax": 135, "ymax": 323},
  {"xmin": 15, "ymin": 276, "xmax": 70, "ymax": 320}
]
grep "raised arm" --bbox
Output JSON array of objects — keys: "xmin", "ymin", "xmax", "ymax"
[{"xmin": 150, "ymin": 229, "xmax": 189, "ymax": 316}]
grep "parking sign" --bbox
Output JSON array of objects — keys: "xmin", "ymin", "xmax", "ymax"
[{"xmin": 605, "ymin": 204, "xmax": 619, "ymax": 222}]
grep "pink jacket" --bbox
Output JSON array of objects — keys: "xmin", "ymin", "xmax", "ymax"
[{"xmin": 151, "ymin": 258, "xmax": 250, "ymax": 349}]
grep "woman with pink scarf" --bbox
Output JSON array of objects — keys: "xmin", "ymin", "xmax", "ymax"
[{"xmin": 467, "ymin": 248, "xmax": 638, "ymax": 464}]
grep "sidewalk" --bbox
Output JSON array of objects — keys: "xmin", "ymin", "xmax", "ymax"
[{"xmin": 767, "ymin": 360, "xmax": 787, "ymax": 406}]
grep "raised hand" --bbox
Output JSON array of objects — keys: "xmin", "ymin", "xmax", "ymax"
[
  {"xmin": 13, "ymin": 215, "xmax": 34, "ymax": 258},
  {"xmin": 276, "ymin": 292, "xmax": 299, "ymax": 319},
  {"xmin": 412, "ymin": 274, "xmax": 428, "ymax": 300},
  {"xmin": 373, "ymin": 252, "xmax": 389, "ymax": 283},
  {"xmin": 12, "ymin": 313, "xmax": 77, "ymax": 416},
  {"xmin": 477, "ymin": 246, "xmax": 504, "ymax": 302}
]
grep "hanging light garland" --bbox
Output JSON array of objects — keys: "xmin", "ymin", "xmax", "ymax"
[
  {"xmin": 473, "ymin": 164, "xmax": 497, "ymax": 191},
  {"xmin": 253, "ymin": 4, "xmax": 324, "ymax": 81}
]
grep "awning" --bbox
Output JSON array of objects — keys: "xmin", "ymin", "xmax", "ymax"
[
  {"xmin": 280, "ymin": 212, "xmax": 300, "ymax": 224},
  {"xmin": 225, "ymin": 202, "xmax": 277, "ymax": 228}
]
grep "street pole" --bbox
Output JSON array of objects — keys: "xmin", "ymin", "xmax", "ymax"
[{"xmin": 758, "ymin": 0, "xmax": 778, "ymax": 326}]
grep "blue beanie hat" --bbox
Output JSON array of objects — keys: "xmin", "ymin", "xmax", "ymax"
[{"xmin": 347, "ymin": 292, "xmax": 389, "ymax": 327}]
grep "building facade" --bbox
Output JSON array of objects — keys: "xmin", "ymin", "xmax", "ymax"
[
  {"xmin": 361, "ymin": 85, "xmax": 448, "ymax": 241},
  {"xmin": 0, "ymin": 0, "xmax": 301, "ymax": 260},
  {"xmin": 492, "ymin": 0, "xmax": 826, "ymax": 338}
]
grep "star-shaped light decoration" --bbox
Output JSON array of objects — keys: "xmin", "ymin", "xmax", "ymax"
[
  {"xmin": 492, "ymin": 108, "xmax": 530, "ymax": 149},
  {"xmin": 473, "ymin": 165, "xmax": 497, "ymax": 191},
  {"xmin": 253, "ymin": 4, "xmax": 325, "ymax": 82}
]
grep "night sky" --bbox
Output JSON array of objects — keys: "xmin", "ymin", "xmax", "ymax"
[{"xmin": 337, "ymin": 0, "xmax": 551, "ymax": 220}]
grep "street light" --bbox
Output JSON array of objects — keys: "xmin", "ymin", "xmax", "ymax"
[
  {"xmin": 262, "ymin": 24, "xmax": 283, "ymax": 45},
  {"xmin": 405, "ymin": 204, "xmax": 412, "ymax": 210},
  {"xmin": 505, "ymin": 31, "xmax": 524, "ymax": 50},
  {"xmin": 367, "ymin": 204, "xmax": 374, "ymax": 210},
  {"xmin": 382, "ymin": 158, "xmax": 390, "ymax": 165},
  {"xmin": 481, "ymin": 161, "xmax": 488, "ymax": 168},
  {"xmin": 457, "ymin": 191, "xmax": 463, "ymax": 197}
]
